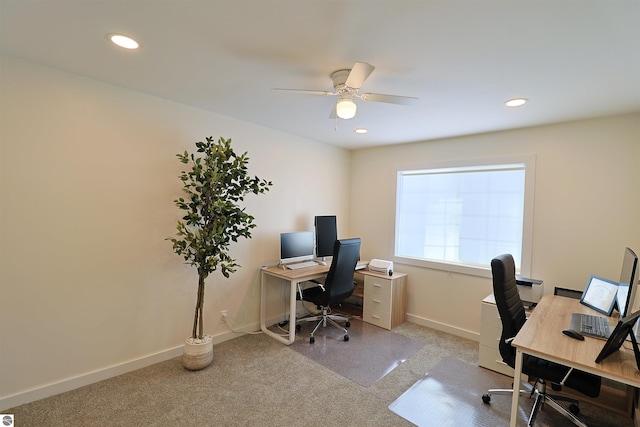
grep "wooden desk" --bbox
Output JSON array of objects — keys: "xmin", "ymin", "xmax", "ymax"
[
  {"xmin": 509, "ymin": 295, "xmax": 640, "ymax": 426},
  {"xmin": 260, "ymin": 261, "xmax": 406, "ymax": 344},
  {"xmin": 260, "ymin": 261, "xmax": 368, "ymax": 345}
]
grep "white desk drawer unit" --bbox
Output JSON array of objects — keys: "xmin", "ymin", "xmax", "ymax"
[
  {"xmin": 479, "ymin": 293, "xmax": 534, "ymax": 378},
  {"xmin": 361, "ymin": 271, "xmax": 407, "ymax": 330},
  {"xmin": 479, "ymin": 294, "xmax": 516, "ymax": 377}
]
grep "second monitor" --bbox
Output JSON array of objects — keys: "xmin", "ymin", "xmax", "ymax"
[
  {"xmin": 616, "ymin": 247, "xmax": 639, "ymax": 318},
  {"xmin": 314, "ymin": 215, "xmax": 337, "ymax": 260}
]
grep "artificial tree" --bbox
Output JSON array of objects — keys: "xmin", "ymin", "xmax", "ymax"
[{"xmin": 168, "ymin": 136, "xmax": 272, "ymax": 342}]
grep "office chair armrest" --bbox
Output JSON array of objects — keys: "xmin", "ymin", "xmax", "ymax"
[
  {"xmin": 560, "ymin": 367, "xmax": 574, "ymax": 386},
  {"xmin": 298, "ymin": 282, "xmax": 325, "ymax": 296},
  {"xmin": 308, "ymin": 279, "xmax": 326, "ymax": 289}
]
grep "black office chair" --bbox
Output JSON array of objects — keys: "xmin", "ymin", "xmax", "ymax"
[
  {"xmin": 482, "ymin": 254, "xmax": 601, "ymax": 427},
  {"xmin": 297, "ymin": 238, "xmax": 361, "ymax": 344}
]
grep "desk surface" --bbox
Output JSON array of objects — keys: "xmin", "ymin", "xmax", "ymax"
[
  {"xmin": 261, "ymin": 260, "xmax": 403, "ymax": 281},
  {"xmin": 512, "ymin": 294, "xmax": 640, "ymax": 387},
  {"xmin": 262, "ymin": 262, "xmax": 334, "ymax": 280}
]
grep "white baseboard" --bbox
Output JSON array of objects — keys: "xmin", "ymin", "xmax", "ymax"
[
  {"xmin": 0, "ymin": 329, "xmax": 241, "ymax": 412},
  {"xmin": 406, "ymin": 313, "xmax": 480, "ymax": 342}
]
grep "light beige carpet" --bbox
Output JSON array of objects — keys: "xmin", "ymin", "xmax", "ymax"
[
  {"xmin": 290, "ymin": 318, "xmax": 425, "ymax": 386},
  {"xmin": 7, "ymin": 323, "xmax": 478, "ymax": 427},
  {"xmin": 389, "ymin": 357, "xmax": 632, "ymax": 427}
]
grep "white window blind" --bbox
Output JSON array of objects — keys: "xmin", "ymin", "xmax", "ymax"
[{"xmin": 395, "ymin": 159, "xmax": 534, "ymax": 276}]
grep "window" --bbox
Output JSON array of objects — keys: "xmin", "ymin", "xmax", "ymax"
[{"xmin": 394, "ymin": 156, "xmax": 535, "ymax": 277}]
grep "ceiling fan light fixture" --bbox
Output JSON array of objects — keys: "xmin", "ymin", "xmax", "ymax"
[{"xmin": 336, "ymin": 98, "xmax": 357, "ymax": 119}]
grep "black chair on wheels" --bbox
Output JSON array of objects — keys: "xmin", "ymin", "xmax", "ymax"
[
  {"xmin": 482, "ymin": 254, "xmax": 601, "ymax": 427},
  {"xmin": 296, "ymin": 238, "xmax": 361, "ymax": 344}
]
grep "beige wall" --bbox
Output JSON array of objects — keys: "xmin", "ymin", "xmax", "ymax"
[
  {"xmin": 350, "ymin": 114, "xmax": 640, "ymax": 339},
  {"xmin": 0, "ymin": 57, "xmax": 351, "ymax": 408}
]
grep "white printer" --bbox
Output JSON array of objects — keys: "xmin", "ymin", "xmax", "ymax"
[
  {"xmin": 368, "ymin": 259, "xmax": 394, "ymax": 276},
  {"xmin": 515, "ymin": 275, "xmax": 544, "ymax": 305}
]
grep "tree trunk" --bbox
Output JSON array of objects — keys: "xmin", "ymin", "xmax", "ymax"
[{"xmin": 192, "ymin": 274, "xmax": 206, "ymax": 339}]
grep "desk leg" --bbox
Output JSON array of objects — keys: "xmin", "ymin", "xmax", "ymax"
[
  {"xmin": 286, "ymin": 279, "xmax": 297, "ymax": 344},
  {"xmin": 510, "ymin": 349, "xmax": 524, "ymax": 427},
  {"xmin": 260, "ymin": 271, "xmax": 297, "ymax": 345},
  {"xmin": 259, "ymin": 270, "xmax": 270, "ymax": 334}
]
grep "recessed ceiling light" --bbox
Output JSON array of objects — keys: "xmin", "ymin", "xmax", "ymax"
[
  {"xmin": 354, "ymin": 128, "xmax": 368, "ymax": 134},
  {"xmin": 107, "ymin": 33, "xmax": 139, "ymax": 50},
  {"xmin": 505, "ymin": 98, "xmax": 528, "ymax": 107}
]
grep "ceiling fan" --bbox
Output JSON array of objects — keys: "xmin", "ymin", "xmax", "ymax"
[{"xmin": 273, "ymin": 62, "xmax": 418, "ymax": 120}]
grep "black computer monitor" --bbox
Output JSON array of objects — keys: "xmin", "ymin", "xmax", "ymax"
[
  {"xmin": 314, "ymin": 215, "xmax": 337, "ymax": 259},
  {"xmin": 615, "ymin": 247, "xmax": 639, "ymax": 318},
  {"xmin": 595, "ymin": 309, "xmax": 640, "ymax": 369},
  {"xmin": 280, "ymin": 231, "xmax": 315, "ymax": 265}
]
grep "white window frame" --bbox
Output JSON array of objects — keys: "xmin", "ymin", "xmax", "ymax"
[{"xmin": 393, "ymin": 155, "xmax": 535, "ymax": 278}]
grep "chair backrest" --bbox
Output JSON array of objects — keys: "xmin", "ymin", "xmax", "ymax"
[
  {"xmin": 323, "ymin": 238, "xmax": 361, "ymax": 304},
  {"xmin": 491, "ymin": 254, "xmax": 527, "ymax": 368}
]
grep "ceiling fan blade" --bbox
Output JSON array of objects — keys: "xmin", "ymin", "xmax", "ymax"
[
  {"xmin": 272, "ymin": 88, "xmax": 335, "ymax": 96},
  {"xmin": 345, "ymin": 62, "xmax": 375, "ymax": 89},
  {"xmin": 360, "ymin": 93, "xmax": 418, "ymax": 106}
]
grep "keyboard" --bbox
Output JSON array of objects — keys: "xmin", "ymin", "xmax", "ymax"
[
  {"xmin": 285, "ymin": 261, "xmax": 319, "ymax": 270},
  {"xmin": 574, "ymin": 313, "xmax": 611, "ymax": 339}
]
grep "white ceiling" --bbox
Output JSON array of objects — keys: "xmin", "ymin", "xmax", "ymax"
[{"xmin": 1, "ymin": 0, "xmax": 639, "ymax": 149}]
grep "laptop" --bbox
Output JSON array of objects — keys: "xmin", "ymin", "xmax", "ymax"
[{"xmin": 568, "ymin": 275, "xmax": 618, "ymax": 340}]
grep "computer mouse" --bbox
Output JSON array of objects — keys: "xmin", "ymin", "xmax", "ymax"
[{"xmin": 562, "ymin": 329, "xmax": 585, "ymax": 341}]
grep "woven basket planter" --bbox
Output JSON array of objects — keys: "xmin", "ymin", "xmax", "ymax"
[{"xmin": 182, "ymin": 335, "xmax": 213, "ymax": 370}]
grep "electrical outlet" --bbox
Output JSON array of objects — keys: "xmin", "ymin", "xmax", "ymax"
[{"xmin": 220, "ymin": 310, "xmax": 228, "ymax": 322}]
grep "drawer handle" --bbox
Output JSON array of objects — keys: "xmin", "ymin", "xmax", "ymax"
[
  {"xmin": 373, "ymin": 284, "xmax": 382, "ymax": 288},
  {"xmin": 372, "ymin": 315, "xmax": 381, "ymax": 319},
  {"xmin": 372, "ymin": 299, "xmax": 381, "ymax": 304}
]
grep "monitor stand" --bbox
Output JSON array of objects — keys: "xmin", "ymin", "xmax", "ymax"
[
  {"xmin": 315, "ymin": 256, "xmax": 328, "ymax": 266},
  {"xmin": 628, "ymin": 331, "xmax": 640, "ymax": 371}
]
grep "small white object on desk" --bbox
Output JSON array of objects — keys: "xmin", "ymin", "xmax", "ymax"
[{"xmin": 368, "ymin": 258, "xmax": 393, "ymax": 276}]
